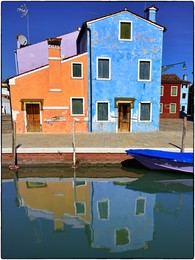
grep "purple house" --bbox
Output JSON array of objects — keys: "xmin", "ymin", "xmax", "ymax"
[{"xmin": 15, "ymin": 30, "xmax": 79, "ymax": 74}]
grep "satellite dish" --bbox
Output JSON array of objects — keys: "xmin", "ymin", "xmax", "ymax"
[{"xmin": 18, "ymin": 34, "xmax": 27, "ymax": 46}]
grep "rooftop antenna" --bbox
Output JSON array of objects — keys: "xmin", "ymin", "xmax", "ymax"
[{"xmin": 17, "ymin": 4, "xmax": 30, "ymax": 43}]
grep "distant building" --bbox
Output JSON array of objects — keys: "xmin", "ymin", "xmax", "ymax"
[
  {"xmin": 9, "ymin": 38, "xmax": 88, "ymax": 133},
  {"xmin": 187, "ymin": 84, "xmax": 194, "ymax": 119},
  {"xmin": 160, "ymin": 74, "xmax": 191, "ymax": 118},
  {"xmin": 180, "ymin": 74, "xmax": 191, "ymax": 116},
  {"xmin": 77, "ymin": 5, "xmax": 166, "ymax": 132},
  {"xmin": 1, "ymin": 81, "xmax": 11, "ymax": 114}
]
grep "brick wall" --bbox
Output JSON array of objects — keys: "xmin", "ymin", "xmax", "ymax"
[{"xmin": 2, "ymin": 152, "xmax": 130, "ymax": 165}]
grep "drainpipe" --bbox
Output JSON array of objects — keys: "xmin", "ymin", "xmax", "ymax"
[{"xmin": 85, "ymin": 24, "xmax": 92, "ymax": 132}]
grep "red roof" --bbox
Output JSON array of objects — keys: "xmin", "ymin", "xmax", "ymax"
[{"xmin": 161, "ymin": 74, "xmax": 190, "ymax": 84}]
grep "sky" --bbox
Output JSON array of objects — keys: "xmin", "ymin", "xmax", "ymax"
[{"xmin": 1, "ymin": 1, "xmax": 194, "ymax": 82}]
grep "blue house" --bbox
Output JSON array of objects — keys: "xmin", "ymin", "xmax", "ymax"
[
  {"xmin": 77, "ymin": 5, "xmax": 166, "ymax": 132},
  {"xmin": 180, "ymin": 74, "xmax": 191, "ymax": 116}
]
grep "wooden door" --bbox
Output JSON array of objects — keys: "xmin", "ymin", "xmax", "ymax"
[
  {"xmin": 118, "ymin": 103, "xmax": 130, "ymax": 132},
  {"xmin": 26, "ymin": 104, "xmax": 40, "ymax": 132}
]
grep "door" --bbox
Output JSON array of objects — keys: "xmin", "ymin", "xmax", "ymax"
[
  {"xmin": 118, "ymin": 103, "xmax": 130, "ymax": 132},
  {"xmin": 26, "ymin": 104, "xmax": 40, "ymax": 132}
]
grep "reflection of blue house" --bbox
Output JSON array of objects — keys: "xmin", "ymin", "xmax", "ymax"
[
  {"xmin": 77, "ymin": 5, "xmax": 166, "ymax": 132},
  {"xmin": 90, "ymin": 181, "xmax": 156, "ymax": 252}
]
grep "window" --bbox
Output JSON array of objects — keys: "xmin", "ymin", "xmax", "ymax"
[
  {"xmin": 170, "ymin": 103, "xmax": 176, "ymax": 113},
  {"xmin": 160, "ymin": 103, "xmax": 163, "ymax": 113},
  {"xmin": 97, "ymin": 200, "xmax": 109, "ymax": 220},
  {"xmin": 135, "ymin": 197, "xmax": 146, "ymax": 216},
  {"xmin": 71, "ymin": 98, "xmax": 84, "ymax": 115},
  {"xmin": 182, "ymin": 84, "xmax": 187, "ymax": 88},
  {"xmin": 138, "ymin": 60, "xmax": 151, "ymax": 81},
  {"xmin": 171, "ymin": 86, "xmax": 177, "ymax": 96},
  {"xmin": 182, "ymin": 93, "xmax": 186, "ymax": 99},
  {"xmin": 97, "ymin": 58, "xmax": 110, "ymax": 80},
  {"xmin": 72, "ymin": 63, "xmax": 83, "ymax": 78},
  {"xmin": 160, "ymin": 86, "xmax": 164, "ymax": 96},
  {"xmin": 139, "ymin": 102, "xmax": 152, "ymax": 121},
  {"xmin": 97, "ymin": 102, "xmax": 109, "ymax": 121},
  {"xmin": 75, "ymin": 201, "xmax": 86, "ymax": 215},
  {"xmin": 119, "ymin": 21, "xmax": 132, "ymax": 40},
  {"xmin": 115, "ymin": 228, "xmax": 130, "ymax": 246}
]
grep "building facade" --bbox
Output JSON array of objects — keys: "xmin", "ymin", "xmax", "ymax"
[
  {"xmin": 77, "ymin": 5, "xmax": 166, "ymax": 132},
  {"xmin": 9, "ymin": 38, "xmax": 88, "ymax": 133},
  {"xmin": 160, "ymin": 74, "xmax": 190, "ymax": 118},
  {"xmin": 180, "ymin": 74, "xmax": 191, "ymax": 115}
]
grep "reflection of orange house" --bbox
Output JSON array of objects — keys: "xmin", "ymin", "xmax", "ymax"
[
  {"xmin": 9, "ymin": 38, "xmax": 88, "ymax": 133},
  {"xmin": 17, "ymin": 179, "xmax": 91, "ymax": 231}
]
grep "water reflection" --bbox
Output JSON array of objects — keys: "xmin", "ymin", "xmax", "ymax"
[{"xmin": 10, "ymin": 168, "xmax": 193, "ymax": 256}]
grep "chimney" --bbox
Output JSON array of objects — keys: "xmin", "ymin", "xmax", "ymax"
[
  {"xmin": 144, "ymin": 5, "xmax": 159, "ymax": 23},
  {"xmin": 47, "ymin": 37, "xmax": 62, "ymax": 58},
  {"xmin": 47, "ymin": 37, "xmax": 62, "ymax": 90}
]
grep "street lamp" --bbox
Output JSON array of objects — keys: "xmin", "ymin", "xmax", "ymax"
[{"xmin": 161, "ymin": 62, "xmax": 186, "ymax": 73}]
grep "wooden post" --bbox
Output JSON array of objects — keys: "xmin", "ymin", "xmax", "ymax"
[
  {"xmin": 12, "ymin": 122, "xmax": 16, "ymax": 164},
  {"xmin": 181, "ymin": 116, "xmax": 187, "ymax": 153},
  {"xmin": 72, "ymin": 119, "xmax": 76, "ymax": 167}
]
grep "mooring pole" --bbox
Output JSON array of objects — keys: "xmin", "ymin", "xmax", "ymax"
[
  {"xmin": 72, "ymin": 118, "xmax": 80, "ymax": 168},
  {"xmin": 72, "ymin": 119, "xmax": 76, "ymax": 167},
  {"xmin": 12, "ymin": 122, "xmax": 16, "ymax": 165},
  {"xmin": 181, "ymin": 116, "xmax": 187, "ymax": 153}
]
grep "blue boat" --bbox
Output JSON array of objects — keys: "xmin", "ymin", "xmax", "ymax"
[{"xmin": 125, "ymin": 149, "xmax": 194, "ymax": 173}]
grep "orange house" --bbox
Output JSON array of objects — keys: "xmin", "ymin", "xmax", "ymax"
[{"xmin": 9, "ymin": 38, "xmax": 88, "ymax": 133}]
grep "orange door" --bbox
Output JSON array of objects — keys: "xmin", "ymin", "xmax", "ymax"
[
  {"xmin": 118, "ymin": 103, "xmax": 130, "ymax": 132},
  {"xmin": 26, "ymin": 104, "xmax": 40, "ymax": 132}
]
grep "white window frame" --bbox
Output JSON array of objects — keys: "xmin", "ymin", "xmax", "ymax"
[
  {"xmin": 71, "ymin": 62, "xmax": 83, "ymax": 79},
  {"xmin": 70, "ymin": 97, "xmax": 84, "ymax": 116},
  {"xmin": 160, "ymin": 103, "xmax": 163, "ymax": 113},
  {"xmin": 170, "ymin": 103, "xmax": 176, "ymax": 113},
  {"xmin": 139, "ymin": 102, "xmax": 152, "ymax": 122},
  {"xmin": 96, "ymin": 57, "xmax": 111, "ymax": 80},
  {"xmin": 171, "ymin": 86, "xmax": 178, "ymax": 96},
  {"xmin": 160, "ymin": 86, "xmax": 164, "ymax": 96},
  {"xmin": 118, "ymin": 20, "xmax": 133, "ymax": 41},
  {"xmin": 96, "ymin": 101, "xmax": 110, "ymax": 122},
  {"xmin": 138, "ymin": 59, "xmax": 152, "ymax": 81}
]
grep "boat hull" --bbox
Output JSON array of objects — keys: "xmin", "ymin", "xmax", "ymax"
[
  {"xmin": 134, "ymin": 155, "xmax": 193, "ymax": 173},
  {"xmin": 125, "ymin": 149, "xmax": 194, "ymax": 173}
]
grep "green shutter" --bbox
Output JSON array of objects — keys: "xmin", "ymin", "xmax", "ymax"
[
  {"xmin": 116, "ymin": 228, "xmax": 129, "ymax": 245},
  {"xmin": 97, "ymin": 103, "xmax": 108, "ymax": 121},
  {"xmin": 98, "ymin": 201, "xmax": 108, "ymax": 219},
  {"xmin": 120, "ymin": 22, "xmax": 131, "ymax": 39},
  {"xmin": 73, "ymin": 63, "xmax": 82, "ymax": 77},
  {"xmin": 98, "ymin": 59, "xmax": 109, "ymax": 79},
  {"xmin": 72, "ymin": 98, "xmax": 83, "ymax": 114},
  {"xmin": 140, "ymin": 103, "xmax": 151, "ymax": 121}
]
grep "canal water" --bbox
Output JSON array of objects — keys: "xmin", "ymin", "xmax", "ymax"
[{"xmin": 2, "ymin": 165, "xmax": 194, "ymax": 259}]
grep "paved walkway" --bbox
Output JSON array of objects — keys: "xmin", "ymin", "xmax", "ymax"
[{"xmin": 2, "ymin": 119, "xmax": 194, "ymax": 153}]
